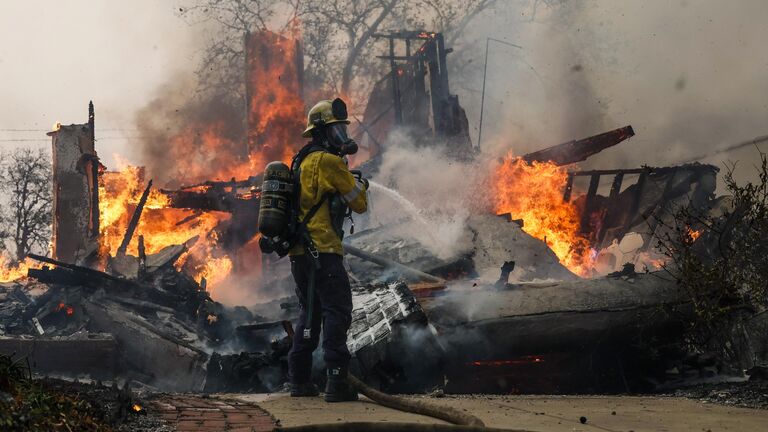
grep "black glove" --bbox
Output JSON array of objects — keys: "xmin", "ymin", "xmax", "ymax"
[{"xmin": 258, "ymin": 236, "xmax": 275, "ymax": 254}]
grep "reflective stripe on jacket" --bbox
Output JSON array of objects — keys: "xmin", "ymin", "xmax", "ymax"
[{"xmin": 289, "ymin": 151, "xmax": 368, "ymax": 256}]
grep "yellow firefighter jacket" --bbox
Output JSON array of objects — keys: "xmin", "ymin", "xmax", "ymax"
[{"xmin": 289, "ymin": 151, "xmax": 368, "ymax": 256}]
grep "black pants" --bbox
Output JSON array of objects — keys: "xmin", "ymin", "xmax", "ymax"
[{"xmin": 288, "ymin": 253, "xmax": 353, "ymax": 383}]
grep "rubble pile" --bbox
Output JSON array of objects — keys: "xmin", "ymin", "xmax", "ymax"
[
  {"xmin": 1, "ymin": 241, "xmax": 269, "ymax": 391},
  {"xmin": 0, "ymin": 235, "xmax": 442, "ymax": 394}
]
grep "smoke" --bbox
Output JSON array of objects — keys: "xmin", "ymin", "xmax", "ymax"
[
  {"xmin": 367, "ymin": 130, "xmax": 492, "ymax": 260},
  {"xmin": 133, "ymin": 75, "xmax": 246, "ymax": 187},
  {"xmin": 454, "ymin": 1, "xmax": 768, "ymax": 185}
]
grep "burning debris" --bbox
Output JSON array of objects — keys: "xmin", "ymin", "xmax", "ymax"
[{"xmin": 0, "ymin": 25, "xmax": 765, "ymax": 404}]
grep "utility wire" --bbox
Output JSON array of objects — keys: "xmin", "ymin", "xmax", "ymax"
[
  {"xmin": 0, "ymin": 128, "xmax": 139, "ymax": 132},
  {"xmin": 680, "ymin": 134, "xmax": 768, "ymax": 164},
  {"xmin": 477, "ymin": 37, "xmax": 523, "ymax": 150},
  {"xmin": 0, "ymin": 137, "xmax": 147, "ymax": 142}
]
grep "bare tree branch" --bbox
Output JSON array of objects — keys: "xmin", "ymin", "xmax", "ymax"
[{"xmin": 0, "ymin": 147, "xmax": 52, "ymax": 262}]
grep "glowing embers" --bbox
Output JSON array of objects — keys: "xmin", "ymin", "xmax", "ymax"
[
  {"xmin": 54, "ymin": 302, "xmax": 75, "ymax": 317},
  {"xmin": 492, "ymin": 155, "xmax": 595, "ymax": 276}
]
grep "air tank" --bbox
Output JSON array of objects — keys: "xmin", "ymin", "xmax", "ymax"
[{"xmin": 258, "ymin": 161, "xmax": 293, "ymax": 238}]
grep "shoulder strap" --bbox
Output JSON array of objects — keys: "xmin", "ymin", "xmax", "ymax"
[
  {"xmin": 300, "ymin": 193, "xmax": 329, "ymax": 226},
  {"xmin": 291, "ymin": 141, "xmax": 330, "ymax": 227},
  {"xmin": 291, "ymin": 142, "xmax": 326, "ymax": 173}
]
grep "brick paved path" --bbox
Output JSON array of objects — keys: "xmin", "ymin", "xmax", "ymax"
[{"xmin": 153, "ymin": 395, "xmax": 276, "ymax": 432}]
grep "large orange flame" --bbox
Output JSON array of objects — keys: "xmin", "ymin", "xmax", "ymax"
[
  {"xmin": 98, "ymin": 162, "xmax": 232, "ymax": 287},
  {"xmin": 98, "ymin": 162, "xmax": 229, "ymax": 257},
  {"xmin": 94, "ymin": 30, "xmax": 305, "ymax": 294},
  {"xmin": 246, "ymin": 30, "xmax": 305, "ymax": 168},
  {"xmin": 493, "ymin": 154, "xmax": 595, "ymax": 276},
  {"xmin": 0, "ymin": 255, "xmax": 31, "ymax": 283}
]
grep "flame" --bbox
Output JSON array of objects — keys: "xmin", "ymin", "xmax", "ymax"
[
  {"xmin": 195, "ymin": 256, "xmax": 233, "ymax": 295},
  {"xmin": 634, "ymin": 251, "xmax": 668, "ymax": 271},
  {"xmin": 52, "ymin": 121, "xmax": 61, "ymax": 132},
  {"xmin": 98, "ymin": 161, "xmax": 233, "ymax": 287},
  {"xmin": 164, "ymin": 121, "xmax": 264, "ymax": 185},
  {"xmin": 8, "ymin": 30, "xmax": 304, "ymax": 297},
  {"xmin": 0, "ymin": 255, "xmax": 32, "ymax": 283},
  {"xmin": 95, "ymin": 30, "xmax": 303, "ymax": 293},
  {"xmin": 493, "ymin": 155, "xmax": 595, "ymax": 276},
  {"xmin": 132, "ymin": 404, "xmax": 142, "ymax": 412},
  {"xmin": 245, "ymin": 30, "xmax": 305, "ymax": 169},
  {"xmin": 98, "ymin": 162, "xmax": 229, "ymax": 258},
  {"xmin": 685, "ymin": 226, "xmax": 702, "ymax": 243}
]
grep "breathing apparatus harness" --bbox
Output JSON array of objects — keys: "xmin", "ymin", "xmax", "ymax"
[
  {"xmin": 289, "ymin": 140, "xmax": 363, "ymax": 339},
  {"xmin": 259, "ymin": 97, "xmax": 361, "ymax": 339}
]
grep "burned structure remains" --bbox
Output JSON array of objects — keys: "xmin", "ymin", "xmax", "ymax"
[
  {"xmin": 361, "ymin": 31, "xmax": 474, "ymax": 161},
  {"xmin": 48, "ymin": 102, "xmax": 100, "ymax": 265},
  {"xmin": 1, "ymin": 29, "xmax": 765, "ymax": 397}
]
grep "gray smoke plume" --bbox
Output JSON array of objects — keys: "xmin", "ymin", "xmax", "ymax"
[{"xmin": 452, "ymin": 1, "xmax": 768, "ymax": 186}]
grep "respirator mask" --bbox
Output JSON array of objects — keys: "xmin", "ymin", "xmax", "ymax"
[{"xmin": 325, "ymin": 122, "xmax": 358, "ymax": 156}]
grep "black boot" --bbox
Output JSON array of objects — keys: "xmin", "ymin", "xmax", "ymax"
[
  {"xmin": 324, "ymin": 368, "xmax": 358, "ymax": 402},
  {"xmin": 290, "ymin": 382, "xmax": 319, "ymax": 397}
]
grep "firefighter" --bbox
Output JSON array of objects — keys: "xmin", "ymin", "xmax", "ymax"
[{"xmin": 288, "ymin": 98, "xmax": 368, "ymax": 402}]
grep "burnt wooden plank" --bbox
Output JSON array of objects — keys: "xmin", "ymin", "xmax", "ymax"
[
  {"xmin": 117, "ymin": 180, "xmax": 153, "ymax": 256},
  {"xmin": 621, "ymin": 168, "xmax": 650, "ymax": 235},
  {"xmin": 597, "ymin": 172, "xmax": 625, "ymax": 245},
  {"xmin": 563, "ymin": 173, "xmax": 575, "ymax": 202},
  {"xmin": 641, "ymin": 167, "xmax": 680, "ymax": 250},
  {"xmin": 580, "ymin": 174, "xmax": 601, "ymax": 232},
  {"xmin": 523, "ymin": 125, "xmax": 634, "ymax": 166}
]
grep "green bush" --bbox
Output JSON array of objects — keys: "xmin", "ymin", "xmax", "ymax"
[{"xmin": 0, "ymin": 353, "xmax": 113, "ymax": 431}]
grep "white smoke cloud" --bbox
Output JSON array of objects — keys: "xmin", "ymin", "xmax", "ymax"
[{"xmin": 366, "ymin": 130, "xmax": 493, "ymax": 260}]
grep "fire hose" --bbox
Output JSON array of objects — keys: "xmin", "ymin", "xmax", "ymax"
[{"xmin": 274, "ymin": 374, "xmax": 535, "ymax": 432}]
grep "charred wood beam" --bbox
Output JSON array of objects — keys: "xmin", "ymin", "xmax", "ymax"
[
  {"xmin": 27, "ymin": 253, "xmax": 123, "ymax": 283},
  {"xmin": 117, "ymin": 180, "xmax": 152, "ymax": 256},
  {"xmin": 84, "ymin": 299, "xmax": 209, "ymax": 391},
  {"xmin": 562, "ymin": 173, "xmax": 575, "ymax": 202},
  {"xmin": 523, "ymin": 125, "xmax": 634, "ymax": 166},
  {"xmin": 175, "ymin": 175, "xmax": 263, "ymax": 192},
  {"xmin": 567, "ymin": 164, "xmax": 716, "ymax": 177},
  {"xmin": 641, "ymin": 167, "xmax": 680, "ymax": 251},
  {"xmin": 88, "ymin": 101, "xmax": 100, "ymax": 239},
  {"xmin": 137, "ymin": 235, "xmax": 146, "ymax": 278},
  {"xmin": 344, "ymin": 245, "xmax": 445, "ymax": 284},
  {"xmin": 621, "ymin": 168, "xmax": 650, "ymax": 236},
  {"xmin": 27, "ymin": 266, "xmax": 93, "ymax": 287},
  {"xmin": 161, "ymin": 187, "xmax": 259, "ymax": 214},
  {"xmin": 389, "ymin": 38, "xmax": 403, "ymax": 125},
  {"xmin": 597, "ymin": 172, "xmax": 625, "ymax": 245},
  {"xmin": 111, "ymin": 297, "xmax": 175, "ymax": 314},
  {"xmin": 580, "ymin": 174, "xmax": 601, "ymax": 233}
]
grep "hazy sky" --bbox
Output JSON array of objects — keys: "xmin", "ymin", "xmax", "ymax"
[
  {"xmin": 461, "ymin": 1, "xmax": 768, "ymax": 186},
  {"xmin": 1, "ymin": 1, "xmax": 767, "ymax": 187},
  {"xmin": 0, "ymin": 1, "xmax": 197, "ymax": 167}
]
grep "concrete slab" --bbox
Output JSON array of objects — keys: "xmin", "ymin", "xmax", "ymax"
[{"xmin": 223, "ymin": 392, "xmax": 768, "ymax": 431}]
